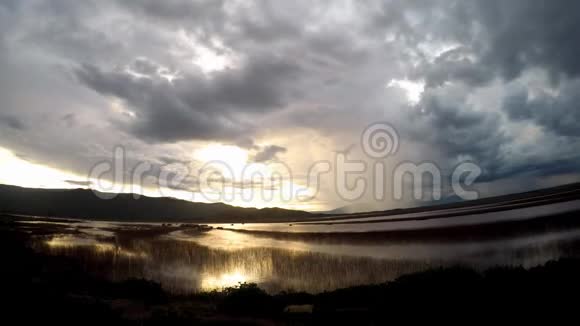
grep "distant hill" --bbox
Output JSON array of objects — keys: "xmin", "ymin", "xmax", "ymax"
[
  {"xmin": 325, "ymin": 195, "xmax": 465, "ymax": 215},
  {"xmin": 323, "ymin": 203, "xmax": 391, "ymax": 215},
  {"xmin": 0, "ymin": 184, "xmax": 312, "ymax": 223},
  {"xmin": 322, "ymin": 182, "xmax": 580, "ymax": 220}
]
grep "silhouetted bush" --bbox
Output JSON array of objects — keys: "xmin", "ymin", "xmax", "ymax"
[
  {"xmin": 219, "ymin": 282, "xmax": 279, "ymax": 316},
  {"xmin": 114, "ymin": 278, "xmax": 167, "ymax": 304}
]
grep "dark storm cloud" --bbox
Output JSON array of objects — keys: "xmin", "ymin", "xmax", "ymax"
[
  {"xmin": 75, "ymin": 56, "xmax": 301, "ymax": 143},
  {"xmin": 411, "ymin": 89, "xmax": 508, "ymax": 166},
  {"xmin": 119, "ymin": 0, "xmax": 225, "ymax": 22},
  {"xmin": 477, "ymin": 155, "xmax": 580, "ymax": 183},
  {"xmin": 117, "ymin": 0, "xmax": 304, "ymax": 51},
  {"xmin": 409, "ymin": 0, "xmax": 580, "ymax": 88},
  {"xmin": 253, "ymin": 145, "xmax": 287, "ymax": 163},
  {"xmin": 412, "ymin": 47, "xmax": 496, "ymax": 88},
  {"xmin": 130, "ymin": 58, "xmax": 162, "ymax": 76},
  {"xmin": 381, "ymin": 0, "xmax": 580, "ymax": 185},
  {"xmin": 503, "ymin": 80, "xmax": 580, "ymax": 138},
  {"xmin": 473, "ymin": 0, "xmax": 580, "ymax": 82},
  {"xmin": 0, "ymin": 114, "xmax": 25, "ymax": 130},
  {"xmin": 1, "ymin": 0, "xmax": 580, "ymax": 206}
]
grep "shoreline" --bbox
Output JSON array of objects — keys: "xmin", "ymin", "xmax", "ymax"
[{"xmin": 3, "ymin": 221, "xmax": 579, "ymax": 324}]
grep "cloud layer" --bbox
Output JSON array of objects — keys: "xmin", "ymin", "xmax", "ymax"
[{"xmin": 1, "ymin": 0, "xmax": 580, "ymax": 209}]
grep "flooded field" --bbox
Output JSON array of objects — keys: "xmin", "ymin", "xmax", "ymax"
[{"xmin": 10, "ymin": 196, "xmax": 580, "ymax": 294}]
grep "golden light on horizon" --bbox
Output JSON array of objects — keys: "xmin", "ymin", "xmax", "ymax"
[
  {"xmin": 201, "ymin": 271, "xmax": 249, "ymax": 290},
  {"xmin": 195, "ymin": 144, "xmax": 249, "ymax": 179},
  {"xmin": 0, "ymin": 147, "xmax": 84, "ymax": 189},
  {"xmin": 0, "ymin": 145, "xmax": 322, "ymax": 211},
  {"xmin": 191, "ymin": 144, "xmax": 321, "ymax": 210}
]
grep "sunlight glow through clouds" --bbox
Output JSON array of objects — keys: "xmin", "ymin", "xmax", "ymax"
[
  {"xmin": 190, "ymin": 144, "xmax": 321, "ymax": 210},
  {"xmin": 193, "ymin": 45, "xmax": 231, "ymax": 74},
  {"xmin": 0, "ymin": 147, "xmax": 84, "ymax": 189},
  {"xmin": 201, "ymin": 271, "xmax": 249, "ymax": 290},
  {"xmin": 387, "ymin": 79, "xmax": 425, "ymax": 104},
  {"xmin": 0, "ymin": 144, "xmax": 320, "ymax": 211},
  {"xmin": 110, "ymin": 99, "xmax": 136, "ymax": 118},
  {"xmin": 195, "ymin": 144, "xmax": 249, "ymax": 179},
  {"xmin": 174, "ymin": 30, "xmax": 235, "ymax": 75}
]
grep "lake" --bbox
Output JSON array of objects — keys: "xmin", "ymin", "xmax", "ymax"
[{"xmin": 16, "ymin": 198, "xmax": 580, "ymax": 294}]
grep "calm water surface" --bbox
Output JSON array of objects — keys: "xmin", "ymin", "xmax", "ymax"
[{"xmin": 20, "ymin": 199, "xmax": 580, "ymax": 294}]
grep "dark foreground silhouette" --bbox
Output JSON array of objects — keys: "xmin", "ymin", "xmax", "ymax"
[{"xmin": 2, "ymin": 220, "xmax": 579, "ymax": 325}]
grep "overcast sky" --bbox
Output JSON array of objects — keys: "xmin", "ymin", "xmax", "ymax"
[{"xmin": 1, "ymin": 0, "xmax": 580, "ymax": 211}]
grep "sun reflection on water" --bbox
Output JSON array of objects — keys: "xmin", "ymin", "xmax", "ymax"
[
  {"xmin": 45, "ymin": 235, "xmax": 147, "ymax": 258},
  {"xmin": 201, "ymin": 271, "xmax": 249, "ymax": 290}
]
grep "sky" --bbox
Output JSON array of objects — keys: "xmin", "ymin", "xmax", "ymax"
[{"xmin": 1, "ymin": 0, "xmax": 580, "ymax": 212}]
